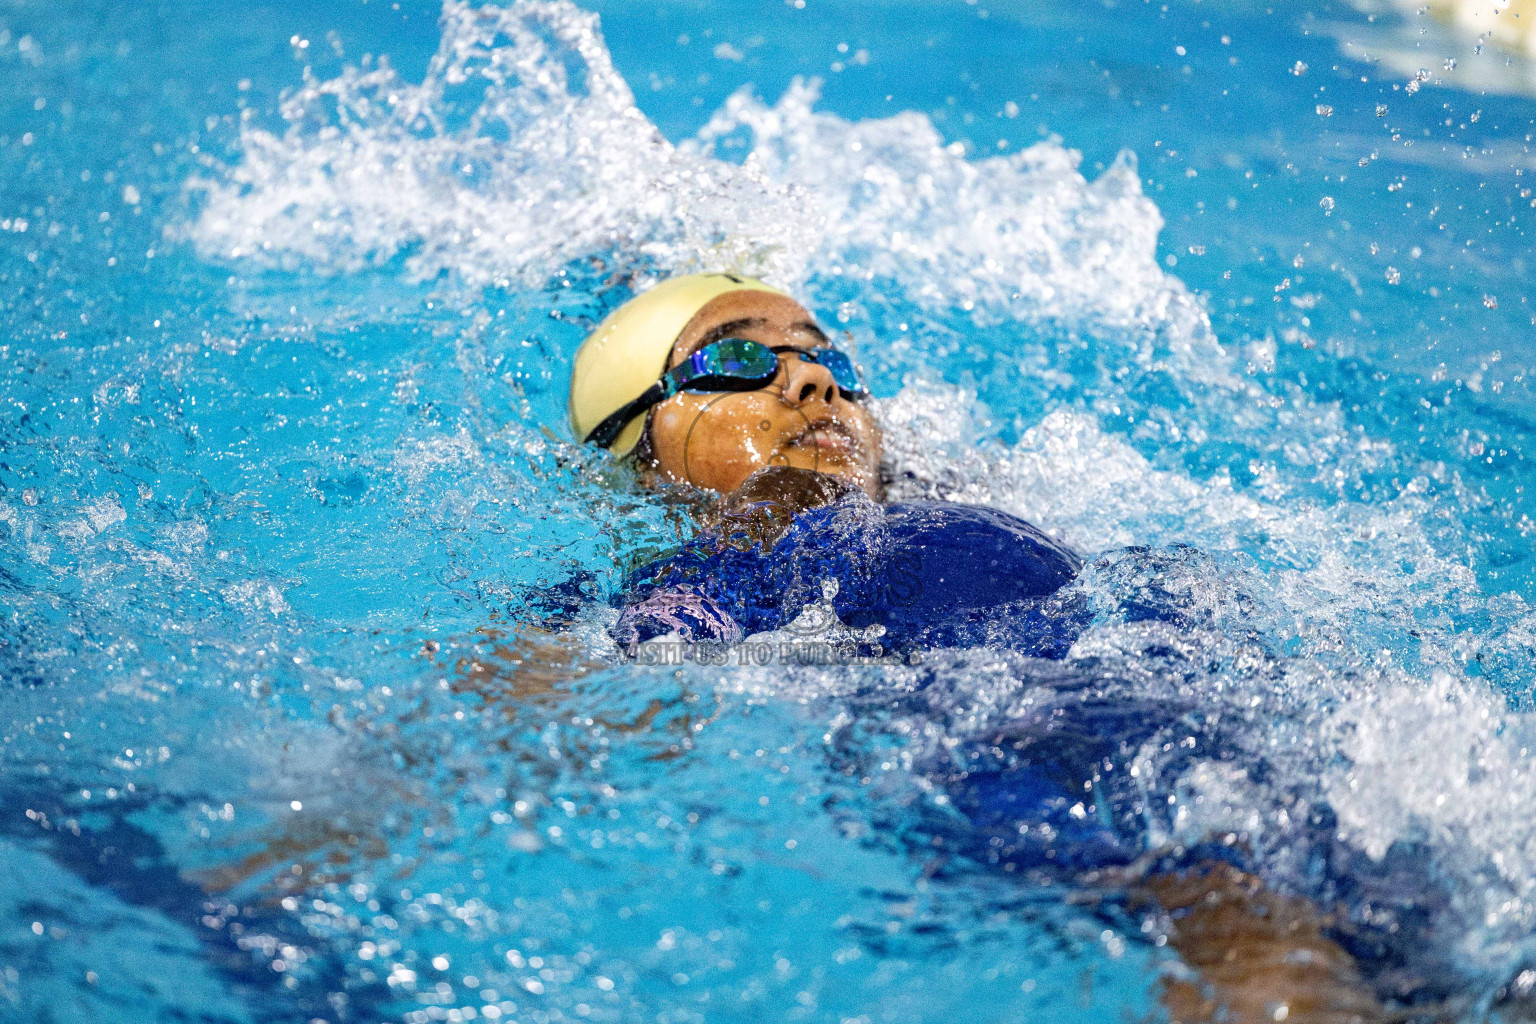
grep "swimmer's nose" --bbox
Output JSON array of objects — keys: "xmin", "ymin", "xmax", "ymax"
[{"xmin": 779, "ymin": 353, "xmax": 838, "ymax": 409}]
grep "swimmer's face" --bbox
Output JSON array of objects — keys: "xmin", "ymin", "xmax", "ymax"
[{"xmin": 642, "ymin": 291, "xmax": 883, "ymax": 497}]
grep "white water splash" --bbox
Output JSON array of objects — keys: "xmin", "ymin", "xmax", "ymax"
[
  {"xmin": 182, "ymin": 0, "xmax": 1220, "ymax": 382},
  {"xmin": 687, "ymin": 82, "xmax": 1234, "ymax": 388},
  {"xmin": 1323, "ymin": 671, "xmax": 1536, "ymax": 964},
  {"xmin": 877, "ymin": 382, "xmax": 1484, "ymax": 663},
  {"xmin": 183, "ymin": 0, "xmax": 816, "ymax": 287}
]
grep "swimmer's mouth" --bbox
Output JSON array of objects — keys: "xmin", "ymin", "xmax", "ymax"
[{"xmin": 783, "ymin": 417, "xmax": 863, "ymax": 456}]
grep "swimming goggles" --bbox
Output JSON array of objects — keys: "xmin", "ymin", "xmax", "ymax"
[{"xmin": 584, "ymin": 337, "xmax": 867, "ymax": 449}]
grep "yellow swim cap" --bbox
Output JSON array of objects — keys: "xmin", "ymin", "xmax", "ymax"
[{"xmin": 569, "ymin": 273, "xmax": 786, "ymax": 456}]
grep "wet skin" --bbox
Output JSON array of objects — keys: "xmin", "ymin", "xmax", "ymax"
[{"xmin": 642, "ymin": 291, "xmax": 884, "ymax": 498}]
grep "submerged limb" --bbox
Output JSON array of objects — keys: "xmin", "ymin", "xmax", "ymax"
[
  {"xmin": 442, "ymin": 622, "xmax": 607, "ymax": 704},
  {"xmin": 194, "ymin": 623, "xmax": 606, "ymax": 897},
  {"xmin": 1136, "ymin": 861, "xmax": 1410, "ymax": 1024}
]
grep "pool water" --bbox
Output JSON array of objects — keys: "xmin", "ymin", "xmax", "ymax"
[{"xmin": 3, "ymin": 0, "xmax": 1536, "ymax": 1020}]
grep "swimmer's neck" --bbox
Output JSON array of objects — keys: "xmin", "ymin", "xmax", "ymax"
[
  {"xmin": 696, "ymin": 466, "xmax": 867, "ymax": 548},
  {"xmin": 723, "ymin": 465, "xmax": 864, "ymax": 513}
]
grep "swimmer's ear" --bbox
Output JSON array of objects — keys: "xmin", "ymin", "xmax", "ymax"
[
  {"xmin": 632, "ymin": 458, "xmax": 663, "ymax": 490},
  {"xmin": 629, "ymin": 414, "xmax": 664, "ymax": 487}
]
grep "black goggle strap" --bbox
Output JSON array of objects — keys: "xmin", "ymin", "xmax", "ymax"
[
  {"xmin": 583, "ymin": 378, "xmax": 669, "ymax": 450},
  {"xmin": 582, "ymin": 347, "xmax": 776, "ymax": 449}
]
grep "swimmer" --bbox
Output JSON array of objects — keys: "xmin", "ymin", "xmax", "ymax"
[
  {"xmin": 205, "ymin": 274, "xmax": 1458, "ymax": 1023},
  {"xmin": 572, "ymin": 273, "xmax": 1084, "ymax": 658},
  {"xmin": 568, "ymin": 273, "xmax": 1437, "ymax": 1024}
]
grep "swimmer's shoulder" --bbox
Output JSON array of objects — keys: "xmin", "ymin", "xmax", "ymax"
[
  {"xmin": 622, "ymin": 471, "xmax": 1081, "ymax": 595},
  {"xmin": 877, "ymin": 499, "xmax": 1082, "ymax": 574}
]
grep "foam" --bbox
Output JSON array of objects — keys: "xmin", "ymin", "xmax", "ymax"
[
  {"xmin": 876, "ymin": 384, "xmax": 1536, "ymax": 972},
  {"xmin": 182, "ymin": 0, "xmax": 817, "ymax": 288},
  {"xmin": 182, "ymin": 0, "xmax": 1221, "ymax": 378}
]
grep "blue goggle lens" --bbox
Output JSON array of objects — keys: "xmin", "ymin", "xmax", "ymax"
[
  {"xmin": 686, "ymin": 338, "xmax": 779, "ymax": 384},
  {"xmin": 673, "ymin": 338, "xmax": 867, "ymax": 397},
  {"xmin": 801, "ymin": 348, "xmax": 865, "ymax": 396},
  {"xmin": 584, "ymin": 336, "xmax": 866, "ymax": 448}
]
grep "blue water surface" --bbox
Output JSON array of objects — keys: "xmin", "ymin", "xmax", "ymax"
[{"xmin": 3, "ymin": 0, "xmax": 1536, "ymax": 1021}]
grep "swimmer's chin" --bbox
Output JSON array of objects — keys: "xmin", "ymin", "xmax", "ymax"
[
  {"xmin": 768, "ymin": 445, "xmax": 860, "ymax": 473},
  {"xmin": 756, "ymin": 453, "xmax": 880, "ymax": 500}
]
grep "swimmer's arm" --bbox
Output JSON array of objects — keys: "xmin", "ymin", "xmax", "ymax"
[
  {"xmin": 1135, "ymin": 863, "xmax": 1390, "ymax": 1024},
  {"xmin": 194, "ymin": 625, "xmax": 600, "ymax": 895},
  {"xmin": 428, "ymin": 622, "xmax": 604, "ymax": 703}
]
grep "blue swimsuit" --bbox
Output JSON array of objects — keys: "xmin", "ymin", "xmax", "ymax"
[
  {"xmin": 614, "ymin": 496, "xmax": 1154, "ymax": 870},
  {"xmin": 609, "ymin": 493, "xmax": 1458, "ymax": 1003},
  {"xmin": 615, "ymin": 494, "xmax": 1088, "ymax": 657},
  {"xmin": 611, "ymin": 496, "xmax": 1188, "ymax": 867}
]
